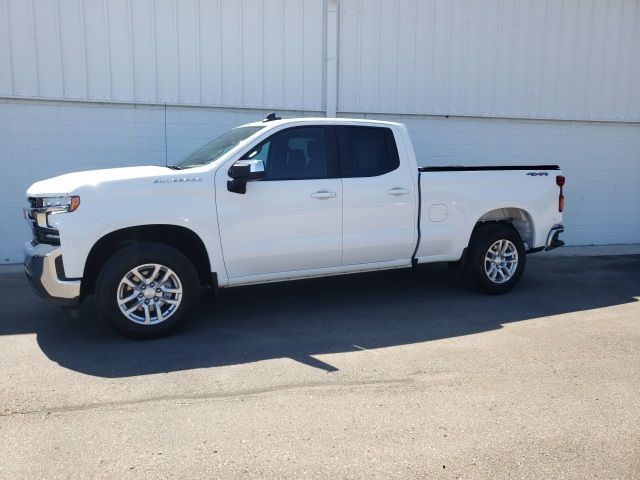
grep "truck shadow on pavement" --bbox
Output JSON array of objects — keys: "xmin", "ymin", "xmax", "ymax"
[{"xmin": 1, "ymin": 255, "xmax": 639, "ymax": 377}]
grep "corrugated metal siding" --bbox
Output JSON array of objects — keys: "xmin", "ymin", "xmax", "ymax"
[
  {"xmin": 0, "ymin": 0, "xmax": 325, "ymax": 111},
  {"xmin": 338, "ymin": 0, "xmax": 640, "ymax": 121},
  {"xmin": 2, "ymin": 0, "xmax": 639, "ymax": 121}
]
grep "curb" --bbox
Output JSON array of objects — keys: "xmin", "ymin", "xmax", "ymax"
[
  {"xmin": 0, "ymin": 264, "xmax": 24, "ymax": 274},
  {"xmin": 542, "ymin": 244, "xmax": 640, "ymax": 257}
]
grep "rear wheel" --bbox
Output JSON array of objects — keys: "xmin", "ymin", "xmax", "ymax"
[
  {"xmin": 95, "ymin": 243, "xmax": 199, "ymax": 338},
  {"xmin": 465, "ymin": 224, "xmax": 526, "ymax": 294}
]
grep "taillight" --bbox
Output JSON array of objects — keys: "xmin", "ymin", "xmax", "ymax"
[{"xmin": 556, "ymin": 175, "xmax": 565, "ymax": 212}]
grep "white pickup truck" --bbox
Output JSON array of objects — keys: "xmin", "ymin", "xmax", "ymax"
[{"xmin": 24, "ymin": 115, "xmax": 565, "ymax": 337}]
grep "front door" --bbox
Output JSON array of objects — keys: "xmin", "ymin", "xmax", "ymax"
[{"xmin": 215, "ymin": 126, "xmax": 342, "ymax": 279}]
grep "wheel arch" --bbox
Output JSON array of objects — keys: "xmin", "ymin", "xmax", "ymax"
[
  {"xmin": 471, "ymin": 207, "xmax": 535, "ymax": 250},
  {"xmin": 81, "ymin": 224, "xmax": 214, "ymax": 298}
]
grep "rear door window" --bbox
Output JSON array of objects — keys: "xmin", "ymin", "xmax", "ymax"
[{"xmin": 336, "ymin": 126, "xmax": 400, "ymax": 177}]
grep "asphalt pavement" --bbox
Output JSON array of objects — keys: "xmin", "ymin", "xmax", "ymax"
[{"xmin": 1, "ymin": 255, "xmax": 639, "ymax": 479}]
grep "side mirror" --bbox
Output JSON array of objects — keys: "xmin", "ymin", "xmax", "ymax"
[{"xmin": 227, "ymin": 159, "xmax": 265, "ymax": 194}]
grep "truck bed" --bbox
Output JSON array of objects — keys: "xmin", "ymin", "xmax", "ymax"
[{"xmin": 414, "ymin": 165, "xmax": 563, "ymax": 263}]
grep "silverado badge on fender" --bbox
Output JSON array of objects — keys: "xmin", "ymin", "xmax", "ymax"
[{"xmin": 152, "ymin": 177, "xmax": 203, "ymax": 184}]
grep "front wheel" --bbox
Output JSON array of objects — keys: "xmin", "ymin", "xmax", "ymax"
[
  {"xmin": 95, "ymin": 243, "xmax": 200, "ymax": 338},
  {"xmin": 465, "ymin": 224, "xmax": 526, "ymax": 294}
]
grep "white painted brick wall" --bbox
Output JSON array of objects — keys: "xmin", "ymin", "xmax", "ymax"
[{"xmin": 1, "ymin": 99, "xmax": 639, "ymax": 264}]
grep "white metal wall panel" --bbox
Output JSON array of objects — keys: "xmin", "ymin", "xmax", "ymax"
[
  {"xmin": 4, "ymin": 0, "xmax": 637, "ymax": 120},
  {"xmin": 33, "ymin": 0, "xmax": 64, "ymax": 99},
  {"xmin": 0, "ymin": 0, "xmax": 325, "ymax": 111},
  {"xmin": 0, "ymin": 0, "xmax": 11, "ymax": 95},
  {"xmin": 130, "ymin": 0, "xmax": 156, "ymax": 103},
  {"xmin": 283, "ymin": 0, "xmax": 303, "ymax": 109},
  {"xmin": 58, "ymin": 0, "xmax": 88, "ymax": 100},
  {"xmin": 242, "ymin": 0, "xmax": 263, "ymax": 107},
  {"xmin": 155, "ymin": 0, "xmax": 180, "ymax": 103},
  {"xmin": 302, "ymin": 0, "xmax": 324, "ymax": 111},
  {"xmin": 177, "ymin": 0, "xmax": 199, "ymax": 105},
  {"xmin": 83, "ymin": 0, "xmax": 110, "ymax": 101},
  {"xmin": 338, "ymin": 0, "xmax": 640, "ymax": 121},
  {"xmin": 262, "ymin": 0, "xmax": 284, "ymax": 107},
  {"xmin": 220, "ymin": 0, "xmax": 243, "ymax": 106},
  {"xmin": 6, "ymin": 0, "xmax": 38, "ymax": 97},
  {"xmin": 198, "ymin": 0, "xmax": 222, "ymax": 106},
  {"xmin": 108, "ymin": 0, "xmax": 135, "ymax": 102}
]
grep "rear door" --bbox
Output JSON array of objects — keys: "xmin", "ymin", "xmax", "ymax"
[
  {"xmin": 338, "ymin": 126, "xmax": 417, "ymax": 265},
  {"xmin": 215, "ymin": 126, "xmax": 343, "ymax": 279}
]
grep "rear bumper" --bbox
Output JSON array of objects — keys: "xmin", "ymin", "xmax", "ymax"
[
  {"xmin": 545, "ymin": 224, "xmax": 565, "ymax": 251},
  {"xmin": 24, "ymin": 241, "xmax": 81, "ymax": 306}
]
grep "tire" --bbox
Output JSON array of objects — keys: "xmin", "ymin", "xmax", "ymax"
[
  {"xmin": 95, "ymin": 242, "xmax": 200, "ymax": 338},
  {"xmin": 465, "ymin": 223, "xmax": 526, "ymax": 294}
]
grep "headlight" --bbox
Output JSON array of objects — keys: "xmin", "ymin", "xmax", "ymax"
[
  {"xmin": 26, "ymin": 196, "xmax": 81, "ymax": 231},
  {"xmin": 41, "ymin": 195, "xmax": 81, "ymax": 212}
]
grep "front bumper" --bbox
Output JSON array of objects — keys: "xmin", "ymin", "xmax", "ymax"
[
  {"xmin": 24, "ymin": 241, "xmax": 81, "ymax": 306},
  {"xmin": 545, "ymin": 224, "xmax": 565, "ymax": 251}
]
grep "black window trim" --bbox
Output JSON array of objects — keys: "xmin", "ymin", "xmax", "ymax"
[{"xmin": 236, "ymin": 125, "xmax": 339, "ymax": 182}]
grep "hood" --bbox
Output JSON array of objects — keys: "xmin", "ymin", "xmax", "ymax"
[{"xmin": 26, "ymin": 166, "xmax": 175, "ymax": 197}]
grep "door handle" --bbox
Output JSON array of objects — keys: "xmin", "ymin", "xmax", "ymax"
[
  {"xmin": 386, "ymin": 188, "xmax": 410, "ymax": 196},
  {"xmin": 311, "ymin": 191, "xmax": 337, "ymax": 199}
]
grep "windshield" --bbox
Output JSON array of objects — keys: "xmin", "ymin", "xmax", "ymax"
[{"xmin": 172, "ymin": 126, "xmax": 264, "ymax": 169}]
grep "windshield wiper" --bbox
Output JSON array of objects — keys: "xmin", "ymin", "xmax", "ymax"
[{"xmin": 166, "ymin": 165, "xmax": 182, "ymax": 170}]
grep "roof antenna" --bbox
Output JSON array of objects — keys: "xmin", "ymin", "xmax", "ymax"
[
  {"xmin": 164, "ymin": 102, "xmax": 168, "ymax": 167},
  {"xmin": 263, "ymin": 112, "xmax": 281, "ymax": 122}
]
